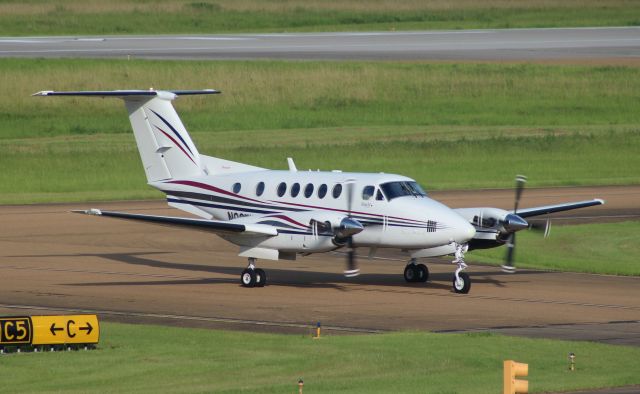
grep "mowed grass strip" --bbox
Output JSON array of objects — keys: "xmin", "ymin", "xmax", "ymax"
[
  {"xmin": 0, "ymin": 0, "xmax": 638, "ymax": 35},
  {"xmin": 1, "ymin": 322, "xmax": 639, "ymax": 393},
  {"xmin": 2, "ymin": 128, "xmax": 639, "ymax": 204},
  {"xmin": 469, "ymin": 221, "xmax": 640, "ymax": 276},
  {"xmin": 4, "ymin": 59, "xmax": 640, "ymax": 139}
]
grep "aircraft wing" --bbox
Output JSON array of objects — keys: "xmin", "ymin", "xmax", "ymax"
[
  {"xmin": 72, "ymin": 209, "xmax": 278, "ymax": 236},
  {"xmin": 514, "ymin": 199, "xmax": 604, "ymax": 218}
]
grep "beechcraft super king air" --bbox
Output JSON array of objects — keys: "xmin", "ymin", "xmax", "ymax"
[{"xmin": 34, "ymin": 89, "xmax": 604, "ymax": 294}]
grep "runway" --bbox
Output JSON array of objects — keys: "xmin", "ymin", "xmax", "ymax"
[
  {"xmin": 1, "ymin": 186, "xmax": 638, "ymax": 345},
  {"xmin": 1, "ymin": 27, "xmax": 639, "ymax": 61}
]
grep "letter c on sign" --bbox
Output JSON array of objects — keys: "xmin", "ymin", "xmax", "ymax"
[
  {"xmin": 67, "ymin": 320, "xmax": 76, "ymax": 338},
  {"xmin": 4, "ymin": 321, "xmax": 14, "ymax": 340}
]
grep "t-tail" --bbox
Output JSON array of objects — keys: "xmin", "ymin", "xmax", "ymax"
[{"xmin": 33, "ymin": 89, "xmax": 259, "ymax": 183}]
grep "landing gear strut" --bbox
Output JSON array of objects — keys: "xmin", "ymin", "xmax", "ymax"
[
  {"xmin": 452, "ymin": 243, "xmax": 471, "ymax": 294},
  {"xmin": 404, "ymin": 258, "xmax": 429, "ymax": 283},
  {"xmin": 240, "ymin": 258, "xmax": 267, "ymax": 288}
]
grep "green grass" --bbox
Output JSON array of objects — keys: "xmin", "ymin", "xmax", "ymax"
[
  {"xmin": 0, "ymin": 0, "xmax": 639, "ymax": 36},
  {"xmin": 469, "ymin": 221, "xmax": 640, "ymax": 276},
  {"xmin": 2, "ymin": 128, "xmax": 639, "ymax": 204},
  {"xmin": 5, "ymin": 59, "xmax": 640, "ymax": 139},
  {"xmin": 1, "ymin": 322, "xmax": 639, "ymax": 393},
  {"xmin": 1, "ymin": 59, "xmax": 639, "ymax": 203}
]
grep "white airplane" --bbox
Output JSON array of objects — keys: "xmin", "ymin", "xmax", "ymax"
[{"xmin": 34, "ymin": 89, "xmax": 604, "ymax": 294}]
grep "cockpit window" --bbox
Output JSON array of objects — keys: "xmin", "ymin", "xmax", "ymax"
[{"xmin": 379, "ymin": 181, "xmax": 427, "ymax": 201}]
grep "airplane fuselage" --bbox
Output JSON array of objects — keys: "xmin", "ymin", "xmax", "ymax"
[{"xmin": 152, "ymin": 170, "xmax": 475, "ymax": 258}]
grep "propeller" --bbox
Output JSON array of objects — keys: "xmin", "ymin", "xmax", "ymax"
[
  {"xmin": 343, "ymin": 180, "xmax": 360, "ymax": 278},
  {"xmin": 501, "ymin": 175, "xmax": 527, "ymax": 273},
  {"xmin": 529, "ymin": 219, "xmax": 551, "ymax": 238}
]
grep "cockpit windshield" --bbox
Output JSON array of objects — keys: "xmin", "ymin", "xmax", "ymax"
[{"xmin": 379, "ymin": 181, "xmax": 427, "ymax": 201}]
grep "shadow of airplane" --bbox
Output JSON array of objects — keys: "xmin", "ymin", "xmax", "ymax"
[{"xmin": 9, "ymin": 251, "xmax": 543, "ymax": 291}]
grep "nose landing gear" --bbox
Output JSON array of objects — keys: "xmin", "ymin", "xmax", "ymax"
[{"xmin": 452, "ymin": 243, "xmax": 471, "ymax": 294}]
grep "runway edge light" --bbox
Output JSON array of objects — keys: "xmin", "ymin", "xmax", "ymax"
[{"xmin": 504, "ymin": 360, "xmax": 528, "ymax": 394}]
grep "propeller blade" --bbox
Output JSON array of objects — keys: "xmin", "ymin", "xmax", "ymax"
[
  {"xmin": 346, "ymin": 180, "xmax": 355, "ymax": 217},
  {"xmin": 529, "ymin": 219, "xmax": 551, "ymax": 238},
  {"xmin": 344, "ymin": 237, "xmax": 360, "ymax": 277},
  {"xmin": 343, "ymin": 180, "xmax": 359, "ymax": 278},
  {"xmin": 501, "ymin": 233, "xmax": 517, "ymax": 273},
  {"xmin": 514, "ymin": 175, "xmax": 527, "ymax": 213}
]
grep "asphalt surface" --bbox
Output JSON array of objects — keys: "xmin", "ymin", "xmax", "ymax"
[
  {"xmin": 1, "ymin": 27, "xmax": 639, "ymax": 61},
  {"xmin": 1, "ymin": 186, "xmax": 638, "ymax": 345}
]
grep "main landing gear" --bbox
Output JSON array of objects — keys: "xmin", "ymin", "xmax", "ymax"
[
  {"xmin": 404, "ymin": 258, "xmax": 429, "ymax": 283},
  {"xmin": 240, "ymin": 258, "xmax": 266, "ymax": 288}
]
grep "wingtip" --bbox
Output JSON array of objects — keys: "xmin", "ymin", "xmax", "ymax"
[
  {"xmin": 595, "ymin": 198, "xmax": 605, "ymax": 205},
  {"xmin": 71, "ymin": 208, "xmax": 102, "ymax": 215},
  {"xmin": 32, "ymin": 91, "xmax": 52, "ymax": 97}
]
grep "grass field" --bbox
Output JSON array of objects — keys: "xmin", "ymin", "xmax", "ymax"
[
  {"xmin": 5, "ymin": 59, "xmax": 640, "ymax": 139},
  {"xmin": 469, "ymin": 221, "xmax": 640, "ymax": 276},
  {"xmin": 0, "ymin": 0, "xmax": 638, "ymax": 36},
  {"xmin": 1, "ymin": 58, "xmax": 639, "ymax": 203},
  {"xmin": 1, "ymin": 322, "xmax": 639, "ymax": 393},
  {"xmin": 2, "ymin": 127, "xmax": 639, "ymax": 204}
]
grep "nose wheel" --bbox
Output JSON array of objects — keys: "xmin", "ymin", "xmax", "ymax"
[
  {"xmin": 240, "ymin": 258, "xmax": 267, "ymax": 288},
  {"xmin": 453, "ymin": 271, "xmax": 471, "ymax": 294}
]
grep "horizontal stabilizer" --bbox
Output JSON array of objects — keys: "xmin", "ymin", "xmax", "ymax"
[
  {"xmin": 73, "ymin": 209, "xmax": 277, "ymax": 236},
  {"xmin": 33, "ymin": 89, "xmax": 220, "ymax": 98}
]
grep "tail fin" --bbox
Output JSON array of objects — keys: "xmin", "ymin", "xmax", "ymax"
[{"xmin": 33, "ymin": 89, "xmax": 219, "ymax": 182}]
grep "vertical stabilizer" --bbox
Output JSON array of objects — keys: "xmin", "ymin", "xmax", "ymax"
[
  {"xmin": 124, "ymin": 93, "xmax": 202, "ymax": 182},
  {"xmin": 33, "ymin": 89, "xmax": 219, "ymax": 182}
]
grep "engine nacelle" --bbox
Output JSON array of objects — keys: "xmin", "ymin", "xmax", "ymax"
[{"xmin": 455, "ymin": 207, "xmax": 528, "ymax": 234}]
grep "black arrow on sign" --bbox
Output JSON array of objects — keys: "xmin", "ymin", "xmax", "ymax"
[
  {"xmin": 79, "ymin": 322, "xmax": 93, "ymax": 335},
  {"xmin": 50, "ymin": 323, "xmax": 63, "ymax": 335}
]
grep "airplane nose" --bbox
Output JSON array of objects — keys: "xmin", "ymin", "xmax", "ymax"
[{"xmin": 451, "ymin": 215, "xmax": 476, "ymax": 244}]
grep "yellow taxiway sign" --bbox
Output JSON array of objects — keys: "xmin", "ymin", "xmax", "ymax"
[
  {"xmin": 31, "ymin": 315, "xmax": 99, "ymax": 345},
  {"xmin": 1, "ymin": 315, "xmax": 99, "ymax": 346}
]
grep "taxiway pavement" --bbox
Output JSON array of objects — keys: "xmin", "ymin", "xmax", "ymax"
[{"xmin": 0, "ymin": 186, "xmax": 638, "ymax": 344}]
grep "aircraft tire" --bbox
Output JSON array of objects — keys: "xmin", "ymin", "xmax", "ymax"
[
  {"xmin": 404, "ymin": 265, "xmax": 418, "ymax": 282},
  {"xmin": 241, "ymin": 268, "xmax": 256, "ymax": 287},
  {"xmin": 416, "ymin": 264, "xmax": 429, "ymax": 282},
  {"xmin": 255, "ymin": 268, "xmax": 267, "ymax": 287},
  {"xmin": 452, "ymin": 272, "xmax": 471, "ymax": 294}
]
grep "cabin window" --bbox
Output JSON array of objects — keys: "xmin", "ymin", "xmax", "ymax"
[
  {"xmin": 376, "ymin": 189, "xmax": 385, "ymax": 201},
  {"xmin": 291, "ymin": 182, "xmax": 300, "ymax": 197},
  {"xmin": 304, "ymin": 183, "xmax": 314, "ymax": 198},
  {"xmin": 277, "ymin": 182, "xmax": 287, "ymax": 197},
  {"xmin": 362, "ymin": 185, "xmax": 375, "ymax": 200},
  {"xmin": 256, "ymin": 182, "xmax": 265, "ymax": 197},
  {"xmin": 318, "ymin": 184, "xmax": 328, "ymax": 199},
  {"xmin": 232, "ymin": 182, "xmax": 241, "ymax": 194},
  {"xmin": 379, "ymin": 181, "xmax": 427, "ymax": 201},
  {"xmin": 332, "ymin": 184, "xmax": 342, "ymax": 199}
]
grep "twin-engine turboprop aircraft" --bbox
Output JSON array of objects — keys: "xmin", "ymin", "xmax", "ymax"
[{"xmin": 34, "ymin": 89, "xmax": 604, "ymax": 293}]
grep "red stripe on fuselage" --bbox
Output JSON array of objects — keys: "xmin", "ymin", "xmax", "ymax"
[{"xmin": 167, "ymin": 180, "xmax": 428, "ymax": 225}]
